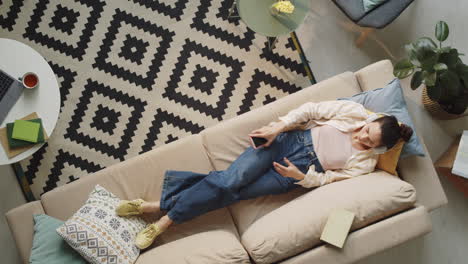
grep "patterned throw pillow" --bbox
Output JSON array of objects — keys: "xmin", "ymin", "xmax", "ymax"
[{"xmin": 57, "ymin": 185, "xmax": 146, "ymax": 264}]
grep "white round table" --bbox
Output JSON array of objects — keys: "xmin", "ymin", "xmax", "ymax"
[{"xmin": 0, "ymin": 38, "xmax": 60, "ymax": 165}]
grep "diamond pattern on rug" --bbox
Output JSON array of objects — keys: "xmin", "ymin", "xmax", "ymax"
[
  {"xmin": 237, "ymin": 70, "xmax": 302, "ymax": 115},
  {"xmin": 0, "ymin": 0, "xmax": 24, "ymax": 31},
  {"xmin": 64, "ymin": 79, "xmax": 147, "ymax": 161},
  {"xmin": 44, "ymin": 150, "xmax": 103, "ymax": 193},
  {"xmin": 132, "ymin": 0, "xmax": 189, "ymax": 21},
  {"xmin": 93, "ymin": 9, "xmax": 175, "ymax": 90},
  {"xmin": 23, "ymin": 0, "xmax": 105, "ymax": 60},
  {"xmin": 49, "ymin": 4, "xmax": 79, "ymax": 35},
  {"xmin": 163, "ymin": 39, "xmax": 244, "ymax": 121},
  {"xmin": 1, "ymin": 0, "xmax": 312, "ymax": 198},
  {"xmin": 191, "ymin": 0, "xmax": 255, "ymax": 51}
]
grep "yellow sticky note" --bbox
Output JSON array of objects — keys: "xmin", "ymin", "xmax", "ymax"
[{"xmin": 320, "ymin": 208, "xmax": 355, "ymax": 248}]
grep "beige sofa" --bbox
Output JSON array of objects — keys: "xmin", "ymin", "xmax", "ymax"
[{"xmin": 6, "ymin": 60, "xmax": 447, "ymax": 264}]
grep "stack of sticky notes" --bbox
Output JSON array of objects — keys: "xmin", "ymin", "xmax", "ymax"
[
  {"xmin": 7, "ymin": 119, "xmax": 45, "ymax": 148},
  {"xmin": 320, "ymin": 208, "xmax": 355, "ymax": 248}
]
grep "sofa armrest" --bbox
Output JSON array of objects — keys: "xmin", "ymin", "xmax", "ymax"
[
  {"xmin": 280, "ymin": 206, "xmax": 431, "ymax": 264},
  {"xmin": 354, "ymin": 60, "xmax": 448, "ymax": 211},
  {"xmin": 5, "ymin": 201, "xmax": 45, "ymax": 264},
  {"xmin": 354, "ymin": 60, "xmax": 395, "ymax": 92},
  {"xmin": 398, "ymin": 141, "xmax": 448, "ymax": 211}
]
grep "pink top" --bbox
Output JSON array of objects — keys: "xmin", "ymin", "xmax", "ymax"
[{"xmin": 311, "ymin": 125, "xmax": 360, "ymax": 170}]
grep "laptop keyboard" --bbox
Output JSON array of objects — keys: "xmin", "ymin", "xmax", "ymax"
[{"xmin": 0, "ymin": 70, "xmax": 15, "ymax": 101}]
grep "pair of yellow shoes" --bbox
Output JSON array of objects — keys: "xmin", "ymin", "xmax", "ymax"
[{"xmin": 116, "ymin": 199, "xmax": 164, "ymax": 250}]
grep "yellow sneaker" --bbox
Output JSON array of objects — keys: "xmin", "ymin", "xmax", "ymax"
[
  {"xmin": 116, "ymin": 199, "xmax": 145, "ymax": 217},
  {"xmin": 135, "ymin": 223, "xmax": 165, "ymax": 249}
]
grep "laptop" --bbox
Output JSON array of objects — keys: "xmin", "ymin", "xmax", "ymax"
[{"xmin": 0, "ymin": 69, "xmax": 24, "ymax": 124}]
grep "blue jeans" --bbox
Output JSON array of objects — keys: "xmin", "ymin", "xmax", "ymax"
[{"xmin": 159, "ymin": 129, "xmax": 324, "ymax": 224}]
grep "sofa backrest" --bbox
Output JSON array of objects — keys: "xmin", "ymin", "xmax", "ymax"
[{"xmin": 40, "ymin": 134, "xmax": 214, "ymax": 220}]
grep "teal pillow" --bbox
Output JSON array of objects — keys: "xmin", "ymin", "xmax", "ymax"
[
  {"xmin": 339, "ymin": 78, "xmax": 425, "ymax": 159},
  {"xmin": 30, "ymin": 214, "xmax": 86, "ymax": 264},
  {"xmin": 362, "ymin": 0, "xmax": 388, "ymax": 12}
]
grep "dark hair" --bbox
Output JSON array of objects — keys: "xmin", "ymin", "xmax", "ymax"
[{"xmin": 375, "ymin": 115, "xmax": 413, "ymax": 149}]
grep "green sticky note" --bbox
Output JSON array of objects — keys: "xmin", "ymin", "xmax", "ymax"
[
  {"xmin": 7, "ymin": 119, "xmax": 45, "ymax": 148},
  {"xmin": 12, "ymin": 119, "xmax": 40, "ymax": 143}
]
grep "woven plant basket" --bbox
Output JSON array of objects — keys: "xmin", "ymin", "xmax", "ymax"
[{"xmin": 422, "ymin": 86, "xmax": 468, "ymax": 120}]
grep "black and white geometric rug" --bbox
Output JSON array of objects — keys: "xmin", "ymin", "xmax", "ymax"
[{"xmin": 0, "ymin": 0, "xmax": 313, "ymax": 199}]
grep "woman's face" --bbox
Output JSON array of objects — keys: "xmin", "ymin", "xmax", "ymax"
[{"xmin": 357, "ymin": 122, "xmax": 382, "ymax": 149}]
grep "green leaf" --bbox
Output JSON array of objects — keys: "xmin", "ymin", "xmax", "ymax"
[
  {"xmin": 394, "ymin": 59, "xmax": 415, "ymax": 79},
  {"xmin": 438, "ymin": 46, "xmax": 452, "ymax": 53},
  {"xmin": 449, "ymin": 93, "xmax": 468, "ymax": 114},
  {"xmin": 434, "ymin": 63, "xmax": 448, "ymax": 71},
  {"xmin": 426, "ymin": 85, "xmax": 442, "ymax": 101},
  {"xmin": 413, "ymin": 38, "xmax": 439, "ymax": 71},
  {"xmin": 435, "ymin": 21, "xmax": 449, "ymax": 42},
  {"xmin": 420, "ymin": 50, "xmax": 439, "ymax": 72},
  {"xmin": 423, "ymin": 71, "xmax": 437, "ymax": 86},
  {"xmin": 411, "ymin": 71, "xmax": 423, "ymax": 89},
  {"xmin": 439, "ymin": 48, "xmax": 460, "ymax": 69},
  {"xmin": 456, "ymin": 63, "xmax": 468, "ymax": 87},
  {"xmin": 440, "ymin": 70, "xmax": 460, "ymax": 97},
  {"xmin": 417, "ymin": 37, "xmax": 437, "ymax": 49},
  {"xmin": 405, "ymin": 44, "xmax": 420, "ymax": 66}
]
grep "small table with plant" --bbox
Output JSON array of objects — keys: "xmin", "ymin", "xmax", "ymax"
[
  {"xmin": 228, "ymin": 0, "xmax": 309, "ymax": 51},
  {"xmin": 394, "ymin": 21, "xmax": 468, "ymax": 120}
]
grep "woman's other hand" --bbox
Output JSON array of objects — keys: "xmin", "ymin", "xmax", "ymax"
[
  {"xmin": 273, "ymin": 157, "xmax": 305, "ymax": 180},
  {"xmin": 248, "ymin": 121, "xmax": 285, "ymax": 148}
]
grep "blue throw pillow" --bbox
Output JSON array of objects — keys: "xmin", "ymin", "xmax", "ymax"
[
  {"xmin": 339, "ymin": 78, "xmax": 425, "ymax": 158},
  {"xmin": 30, "ymin": 214, "xmax": 86, "ymax": 264}
]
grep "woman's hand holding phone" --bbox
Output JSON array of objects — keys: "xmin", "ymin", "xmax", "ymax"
[{"xmin": 248, "ymin": 122, "xmax": 284, "ymax": 148}]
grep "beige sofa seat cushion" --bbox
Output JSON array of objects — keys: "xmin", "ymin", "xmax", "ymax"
[
  {"xmin": 5, "ymin": 201, "xmax": 45, "ymax": 264},
  {"xmin": 137, "ymin": 208, "xmax": 250, "ymax": 264},
  {"xmin": 279, "ymin": 206, "xmax": 431, "ymax": 264},
  {"xmin": 239, "ymin": 171, "xmax": 417, "ymax": 264},
  {"xmin": 201, "ymin": 71, "xmax": 362, "ymax": 172}
]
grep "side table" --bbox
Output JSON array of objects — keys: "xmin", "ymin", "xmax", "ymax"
[
  {"xmin": 434, "ymin": 135, "xmax": 468, "ymax": 198},
  {"xmin": 229, "ymin": 0, "xmax": 309, "ymax": 51},
  {"xmin": 0, "ymin": 38, "xmax": 60, "ymax": 165}
]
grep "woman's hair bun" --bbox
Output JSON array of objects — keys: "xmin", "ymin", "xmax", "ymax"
[{"xmin": 399, "ymin": 124, "xmax": 413, "ymax": 142}]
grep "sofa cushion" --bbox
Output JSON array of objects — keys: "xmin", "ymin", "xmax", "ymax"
[
  {"xmin": 136, "ymin": 207, "xmax": 250, "ymax": 264},
  {"xmin": 354, "ymin": 60, "xmax": 395, "ymax": 92},
  {"xmin": 201, "ymin": 71, "xmax": 362, "ymax": 171},
  {"xmin": 278, "ymin": 206, "xmax": 431, "ymax": 264},
  {"xmin": 238, "ymin": 171, "xmax": 416, "ymax": 264},
  {"xmin": 30, "ymin": 214, "xmax": 86, "ymax": 264},
  {"xmin": 339, "ymin": 78, "xmax": 425, "ymax": 158},
  {"xmin": 57, "ymin": 185, "xmax": 146, "ymax": 264}
]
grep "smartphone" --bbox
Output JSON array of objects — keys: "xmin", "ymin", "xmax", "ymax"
[{"xmin": 249, "ymin": 136, "xmax": 268, "ymax": 149}]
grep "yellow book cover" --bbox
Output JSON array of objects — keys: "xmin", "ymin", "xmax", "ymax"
[{"xmin": 320, "ymin": 208, "xmax": 355, "ymax": 248}]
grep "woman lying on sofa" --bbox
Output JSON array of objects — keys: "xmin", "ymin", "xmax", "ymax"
[{"xmin": 116, "ymin": 100, "xmax": 413, "ymax": 249}]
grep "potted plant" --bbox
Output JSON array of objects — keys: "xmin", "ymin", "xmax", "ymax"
[{"xmin": 394, "ymin": 21, "xmax": 468, "ymax": 119}]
